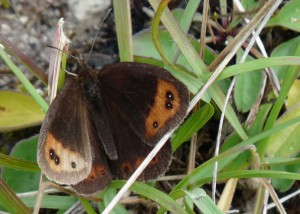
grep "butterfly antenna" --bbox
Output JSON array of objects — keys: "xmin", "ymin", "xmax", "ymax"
[
  {"xmin": 45, "ymin": 45, "xmax": 79, "ymax": 61},
  {"xmin": 86, "ymin": 8, "xmax": 112, "ymax": 62}
]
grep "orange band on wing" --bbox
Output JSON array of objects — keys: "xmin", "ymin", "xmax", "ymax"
[
  {"xmin": 145, "ymin": 79, "xmax": 180, "ymax": 138},
  {"xmin": 44, "ymin": 133, "xmax": 88, "ymax": 173}
]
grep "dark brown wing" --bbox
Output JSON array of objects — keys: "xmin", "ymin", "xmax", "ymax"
[
  {"xmin": 97, "ymin": 62, "xmax": 189, "ymax": 179},
  {"xmin": 37, "ymin": 77, "xmax": 112, "ymax": 190},
  {"xmin": 38, "ymin": 78, "xmax": 92, "ymax": 185}
]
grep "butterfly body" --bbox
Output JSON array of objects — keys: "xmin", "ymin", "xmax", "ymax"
[{"xmin": 38, "ymin": 62, "xmax": 189, "ymax": 195}]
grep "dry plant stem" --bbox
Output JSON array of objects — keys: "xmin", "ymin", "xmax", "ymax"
[
  {"xmin": 241, "ymin": 41, "xmax": 265, "ymax": 58},
  {"xmin": 205, "ymin": 36, "xmax": 222, "ymax": 44},
  {"xmin": 157, "ymin": 174, "xmax": 186, "ymax": 181},
  {"xmin": 265, "ymin": 189, "xmax": 300, "ymax": 211},
  {"xmin": 253, "ymin": 178, "xmax": 286, "ymax": 214},
  {"xmin": 241, "ymin": 0, "xmax": 281, "ymax": 63},
  {"xmin": 197, "ymin": 16, "xmax": 225, "ymax": 34},
  {"xmin": 120, "ymin": 196, "xmax": 153, "ymax": 205},
  {"xmin": 187, "ymin": 134, "xmax": 197, "ymax": 173},
  {"xmin": 263, "ymin": 189, "xmax": 270, "ymax": 214},
  {"xmin": 216, "ymin": 178, "xmax": 238, "ymax": 211},
  {"xmin": 199, "ymin": 0, "xmax": 209, "ymax": 58},
  {"xmin": 48, "ymin": 18, "xmax": 70, "ymax": 103},
  {"xmin": 212, "ymin": 76, "xmax": 237, "ymax": 203},
  {"xmin": 33, "ymin": 175, "xmax": 48, "ymax": 214},
  {"xmin": 64, "ymin": 201, "xmax": 83, "ymax": 214},
  {"xmin": 17, "ymin": 188, "xmax": 60, "ymax": 198},
  {"xmin": 188, "ymin": 103, "xmax": 200, "ymax": 174},
  {"xmin": 142, "ymin": 7, "xmax": 155, "ymax": 18},
  {"xmin": 207, "ymin": 22, "xmax": 216, "ymax": 44}
]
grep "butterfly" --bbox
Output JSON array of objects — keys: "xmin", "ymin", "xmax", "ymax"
[{"xmin": 37, "ymin": 62, "xmax": 189, "ymax": 195}]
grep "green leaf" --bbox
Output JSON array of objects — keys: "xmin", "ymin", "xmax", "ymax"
[
  {"xmin": 0, "ymin": 91, "xmax": 45, "ymax": 132},
  {"xmin": 271, "ymin": 36, "xmax": 300, "ymax": 80},
  {"xmin": 266, "ymin": 0, "xmax": 300, "ymax": 32},
  {"xmin": 241, "ymin": 0, "xmax": 262, "ymax": 10},
  {"xmin": 266, "ymin": 105, "xmax": 300, "ymax": 158},
  {"xmin": 286, "ymin": 79, "xmax": 300, "ymax": 109},
  {"xmin": 271, "ymin": 163, "xmax": 300, "ymax": 192},
  {"xmin": 234, "ymin": 51, "xmax": 264, "ymax": 113},
  {"xmin": 2, "ymin": 135, "xmax": 40, "ymax": 193},
  {"xmin": 79, "ymin": 198, "xmax": 98, "ymax": 214}
]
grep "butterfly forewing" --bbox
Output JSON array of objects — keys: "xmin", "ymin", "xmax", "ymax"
[{"xmin": 38, "ymin": 78, "xmax": 93, "ymax": 185}]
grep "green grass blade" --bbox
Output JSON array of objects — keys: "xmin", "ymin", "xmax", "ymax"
[
  {"xmin": 168, "ymin": 0, "xmax": 202, "ymax": 63},
  {"xmin": 22, "ymin": 195, "xmax": 77, "ymax": 209},
  {"xmin": 79, "ymin": 198, "xmax": 97, "ymax": 214},
  {"xmin": 184, "ymin": 188, "xmax": 223, "ymax": 214},
  {"xmin": 0, "ymin": 179, "xmax": 31, "ymax": 213},
  {"xmin": 113, "ymin": 0, "xmax": 133, "ymax": 62},
  {"xmin": 172, "ymin": 103, "xmax": 214, "ymax": 151},
  {"xmin": 0, "ymin": 153, "xmax": 39, "ymax": 172},
  {"xmin": 0, "ymin": 47, "xmax": 48, "ymax": 112},
  {"xmin": 214, "ymin": 56, "xmax": 300, "ymax": 81}
]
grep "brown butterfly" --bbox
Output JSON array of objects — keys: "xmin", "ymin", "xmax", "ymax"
[{"xmin": 37, "ymin": 62, "xmax": 189, "ymax": 195}]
